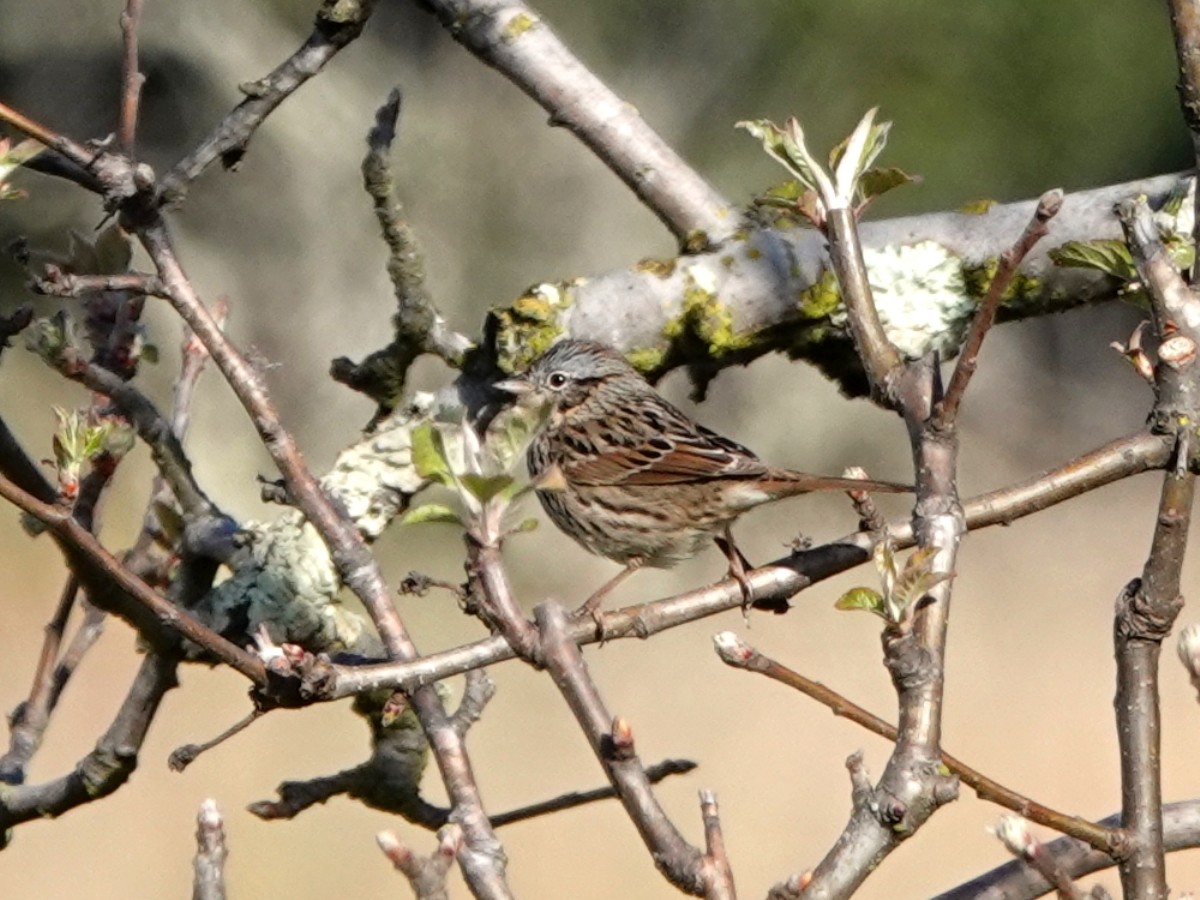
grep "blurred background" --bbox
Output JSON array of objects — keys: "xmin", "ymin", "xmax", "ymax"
[{"xmin": 0, "ymin": 0, "xmax": 1196, "ymax": 897}]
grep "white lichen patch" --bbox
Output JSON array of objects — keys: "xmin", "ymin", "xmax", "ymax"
[
  {"xmin": 196, "ymin": 395, "xmax": 441, "ymax": 656},
  {"xmin": 325, "ymin": 393, "xmax": 435, "ymax": 539},
  {"xmin": 683, "ymin": 261, "xmax": 720, "ymax": 295},
  {"xmin": 829, "ymin": 241, "xmax": 974, "ymax": 358}
]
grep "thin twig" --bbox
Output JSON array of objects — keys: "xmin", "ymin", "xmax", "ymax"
[
  {"xmin": 824, "ymin": 206, "xmax": 902, "ymax": 395},
  {"xmin": 117, "ymin": 0, "xmax": 146, "ymax": 158},
  {"xmin": 169, "ymin": 709, "xmax": 266, "ymax": 772},
  {"xmin": 938, "ymin": 189, "xmax": 1063, "ymax": 424},
  {"xmin": 712, "ymin": 633, "xmax": 1117, "ymax": 851},
  {"xmin": 1164, "ymin": 0, "xmax": 1200, "ymax": 254},
  {"xmin": 0, "ymin": 652, "xmax": 179, "ymax": 842},
  {"xmin": 30, "ymin": 270, "xmax": 163, "ymax": 298},
  {"xmin": 0, "ymin": 471, "xmax": 266, "ymax": 683},
  {"xmin": 934, "ymin": 800, "xmax": 1200, "ymax": 900},
  {"xmin": 0, "ymin": 577, "xmax": 80, "ymax": 784},
  {"xmin": 416, "ymin": 0, "xmax": 735, "ymax": 245},
  {"xmin": 158, "ymin": 0, "xmax": 379, "ymax": 202},
  {"xmin": 487, "ymin": 758, "xmax": 697, "ymax": 828},
  {"xmin": 533, "ymin": 602, "xmax": 725, "ymax": 897},
  {"xmin": 192, "ymin": 799, "xmax": 228, "ymax": 900},
  {"xmin": 137, "ymin": 220, "xmax": 512, "ymax": 897}
]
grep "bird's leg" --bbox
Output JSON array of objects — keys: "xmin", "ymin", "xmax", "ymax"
[
  {"xmin": 574, "ymin": 558, "xmax": 645, "ymax": 627},
  {"xmin": 714, "ymin": 526, "xmax": 755, "ymax": 609}
]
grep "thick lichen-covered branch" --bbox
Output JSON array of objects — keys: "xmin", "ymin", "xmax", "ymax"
[{"xmin": 488, "ymin": 174, "xmax": 1186, "ymax": 395}]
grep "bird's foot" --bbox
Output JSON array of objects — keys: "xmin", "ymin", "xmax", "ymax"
[{"xmin": 572, "ymin": 560, "xmax": 644, "ymax": 641}]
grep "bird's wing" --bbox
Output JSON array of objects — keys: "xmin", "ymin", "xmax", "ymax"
[{"xmin": 560, "ymin": 408, "xmax": 768, "ymax": 486}]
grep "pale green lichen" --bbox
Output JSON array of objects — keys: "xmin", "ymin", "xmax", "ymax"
[
  {"xmin": 492, "ymin": 281, "xmax": 576, "ymax": 372},
  {"xmin": 961, "ymin": 257, "xmax": 1043, "ymax": 315},
  {"xmin": 635, "ymin": 257, "xmax": 677, "ymax": 278},
  {"xmin": 625, "ymin": 345, "xmax": 669, "ymax": 373},
  {"xmin": 797, "ymin": 268, "xmax": 842, "ymax": 320},
  {"xmin": 503, "ymin": 11, "xmax": 536, "ymax": 40},
  {"xmin": 958, "ymin": 198, "xmax": 997, "ymax": 215},
  {"xmin": 662, "ymin": 265, "xmax": 751, "ymax": 356},
  {"xmin": 681, "ymin": 229, "xmax": 712, "ymax": 254}
]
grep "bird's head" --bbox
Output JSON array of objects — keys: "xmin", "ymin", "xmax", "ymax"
[{"xmin": 494, "ymin": 340, "xmax": 641, "ymax": 413}]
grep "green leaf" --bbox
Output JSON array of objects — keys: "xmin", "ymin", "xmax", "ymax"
[
  {"xmin": 511, "ymin": 517, "xmax": 539, "ymax": 533},
  {"xmin": 1049, "ymin": 240, "xmax": 1138, "ymax": 282},
  {"xmin": 857, "ymin": 166, "xmax": 918, "ymax": 203},
  {"xmin": 459, "ymin": 473, "xmax": 514, "ymax": 503},
  {"xmin": 410, "ymin": 422, "xmax": 453, "ymax": 485},
  {"xmin": 399, "ymin": 503, "xmax": 463, "ymax": 526},
  {"xmin": 835, "ymin": 587, "xmax": 886, "ymax": 616},
  {"xmin": 762, "ymin": 179, "xmax": 803, "ymax": 201},
  {"xmin": 487, "ymin": 403, "xmax": 548, "ymax": 472},
  {"xmin": 832, "ymin": 109, "xmax": 890, "ymax": 199},
  {"xmin": 1165, "ymin": 233, "xmax": 1196, "ymax": 272},
  {"xmin": 893, "ymin": 571, "xmax": 955, "ymax": 610},
  {"xmin": 0, "ymin": 137, "xmax": 41, "ymax": 200},
  {"xmin": 737, "ymin": 118, "xmax": 818, "ymax": 191}
]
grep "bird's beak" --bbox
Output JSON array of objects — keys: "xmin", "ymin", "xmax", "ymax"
[{"xmin": 494, "ymin": 376, "xmax": 533, "ymax": 396}]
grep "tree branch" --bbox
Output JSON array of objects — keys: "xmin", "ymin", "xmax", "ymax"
[
  {"xmin": 323, "ymin": 429, "xmax": 1169, "ymax": 699},
  {"xmin": 713, "ymin": 633, "xmax": 1117, "ymax": 852},
  {"xmin": 416, "ymin": 0, "xmax": 735, "ymax": 245},
  {"xmin": 158, "ymin": 0, "xmax": 379, "ymax": 203}
]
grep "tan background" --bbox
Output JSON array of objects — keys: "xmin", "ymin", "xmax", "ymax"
[{"xmin": 1, "ymin": 1, "xmax": 1198, "ymax": 897}]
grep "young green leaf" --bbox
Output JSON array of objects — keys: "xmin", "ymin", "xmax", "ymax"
[
  {"xmin": 459, "ymin": 473, "xmax": 515, "ymax": 503},
  {"xmin": 835, "ymin": 587, "xmax": 887, "ymax": 618},
  {"xmin": 399, "ymin": 503, "xmax": 463, "ymax": 527},
  {"xmin": 857, "ymin": 166, "xmax": 918, "ymax": 205},
  {"xmin": 1049, "ymin": 240, "xmax": 1138, "ymax": 282},
  {"xmin": 410, "ymin": 422, "xmax": 453, "ymax": 485}
]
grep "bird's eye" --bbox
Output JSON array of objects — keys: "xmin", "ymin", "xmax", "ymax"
[{"xmin": 547, "ymin": 372, "xmax": 568, "ymax": 389}]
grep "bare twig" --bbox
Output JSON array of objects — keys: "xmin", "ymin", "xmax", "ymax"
[
  {"xmin": 712, "ymin": 633, "xmax": 1117, "ymax": 852},
  {"xmin": 990, "ymin": 815, "xmax": 1092, "ymax": 900},
  {"xmin": 136, "ymin": 221, "xmax": 512, "ymax": 897},
  {"xmin": 192, "ymin": 799, "xmax": 228, "ymax": 900},
  {"xmin": 416, "ymin": 0, "xmax": 735, "ymax": 245},
  {"xmin": 533, "ymin": 602, "xmax": 731, "ymax": 897},
  {"xmin": 0, "ymin": 100, "xmax": 135, "ymax": 199},
  {"xmin": 0, "ymin": 471, "xmax": 266, "ymax": 683},
  {"xmin": 1165, "ymin": 0, "xmax": 1200, "ymax": 252},
  {"xmin": 824, "ymin": 205, "xmax": 903, "ymax": 394},
  {"xmin": 377, "ymin": 826, "xmax": 459, "ymax": 900},
  {"xmin": 30, "ymin": 270, "xmax": 163, "ymax": 298},
  {"xmin": 934, "ymin": 800, "xmax": 1200, "ymax": 900},
  {"xmin": 170, "ymin": 709, "xmax": 267, "ymax": 772},
  {"xmin": 0, "ymin": 577, "xmax": 82, "ymax": 784},
  {"xmin": 118, "ymin": 0, "xmax": 146, "ymax": 158},
  {"xmin": 0, "ymin": 652, "xmax": 178, "ymax": 843},
  {"xmin": 938, "ymin": 190, "xmax": 1063, "ymax": 424},
  {"xmin": 487, "ymin": 758, "xmax": 697, "ymax": 828},
  {"xmin": 1113, "ymin": 195, "xmax": 1200, "ymax": 899},
  {"xmin": 158, "ymin": 0, "xmax": 379, "ymax": 202}
]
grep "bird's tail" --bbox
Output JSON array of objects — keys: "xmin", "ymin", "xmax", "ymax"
[{"xmin": 764, "ymin": 470, "xmax": 912, "ymax": 494}]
